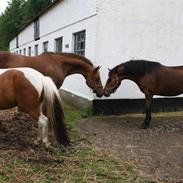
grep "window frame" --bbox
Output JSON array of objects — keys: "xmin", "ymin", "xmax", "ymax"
[
  {"xmin": 28, "ymin": 46, "xmax": 31, "ymax": 56},
  {"xmin": 16, "ymin": 36, "xmax": 19, "ymax": 48},
  {"xmin": 34, "ymin": 44, "xmax": 39, "ymax": 56},
  {"xmin": 55, "ymin": 37, "xmax": 63, "ymax": 53},
  {"xmin": 23, "ymin": 48, "xmax": 26, "ymax": 55},
  {"xmin": 43, "ymin": 41, "xmax": 49, "ymax": 52},
  {"xmin": 73, "ymin": 30, "xmax": 86, "ymax": 56},
  {"xmin": 34, "ymin": 18, "xmax": 40, "ymax": 41}
]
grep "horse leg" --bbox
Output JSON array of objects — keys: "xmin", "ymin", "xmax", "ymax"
[
  {"xmin": 141, "ymin": 94, "xmax": 153, "ymax": 129},
  {"xmin": 37, "ymin": 113, "xmax": 50, "ymax": 148}
]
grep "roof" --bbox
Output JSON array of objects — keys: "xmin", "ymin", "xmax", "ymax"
[{"xmin": 10, "ymin": 0, "xmax": 62, "ymax": 41}]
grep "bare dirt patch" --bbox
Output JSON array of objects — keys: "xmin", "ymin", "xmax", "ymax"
[{"xmin": 78, "ymin": 113, "xmax": 183, "ymax": 182}]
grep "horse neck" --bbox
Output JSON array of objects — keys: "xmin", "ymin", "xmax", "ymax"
[
  {"xmin": 123, "ymin": 73, "xmax": 142, "ymax": 85},
  {"xmin": 63, "ymin": 58, "xmax": 93, "ymax": 79}
]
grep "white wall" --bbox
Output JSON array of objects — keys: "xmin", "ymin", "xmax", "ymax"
[
  {"xmin": 10, "ymin": 0, "xmax": 183, "ymax": 101},
  {"xmin": 9, "ymin": 0, "xmax": 97, "ymax": 100},
  {"xmin": 96, "ymin": 0, "xmax": 183, "ymax": 99}
]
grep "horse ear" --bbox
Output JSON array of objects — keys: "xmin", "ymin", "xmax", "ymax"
[{"xmin": 93, "ymin": 66, "xmax": 100, "ymax": 73}]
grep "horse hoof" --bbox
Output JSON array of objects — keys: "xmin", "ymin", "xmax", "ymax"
[{"xmin": 140, "ymin": 123, "xmax": 149, "ymax": 129}]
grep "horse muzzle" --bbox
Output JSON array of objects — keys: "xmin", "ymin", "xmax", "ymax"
[
  {"xmin": 95, "ymin": 89, "xmax": 104, "ymax": 98},
  {"xmin": 104, "ymin": 89, "xmax": 111, "ymax": 97}
]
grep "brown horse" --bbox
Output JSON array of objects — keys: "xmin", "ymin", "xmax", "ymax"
[
  {"xmin": 104, "ymin": 60, "xmax": 183, "ymax": 129},
  {"xmin": 0, "ymin": 51, "xmax": 103, "ymax": 97},
  {"xmin": 0, "ymin": 67, "xmax": 70, "ymax": 147}
]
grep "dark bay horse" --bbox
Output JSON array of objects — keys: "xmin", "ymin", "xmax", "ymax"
[
  {"xmin": 104, "ymin": 60, "xmax": 183, "ymax": 129},
  {"xmin": 0, "ymin": 67, "xmax": 69, "ymax": 147},
  {"xmin": 0, "ymin": 51, "xmax": 103, "ymax": 97}
]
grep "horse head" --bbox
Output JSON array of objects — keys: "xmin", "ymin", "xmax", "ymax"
[
  {"xmin": 86, "ymin": 66, "xmax": 104, "ymax": 98},
  {"xmin": 104, "ymin": 65, "xmax": 124, "ymax": 97}
]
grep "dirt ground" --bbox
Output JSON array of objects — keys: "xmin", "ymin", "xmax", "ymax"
[
  {"xmin": 1, "ymin": 108, "xmax": 183, "ymax": 182},
  {"xmin": 78, "ymin": 113, "xmax": 183, "ymax": 183}
]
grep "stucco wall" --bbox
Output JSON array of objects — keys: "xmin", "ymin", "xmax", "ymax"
[
  {"xmin": 9, "ymin": 0, "xmax": 183, "ymax": 101},
  {"xmin": 96, "ymin": 0, "xmax": 183, "ymax": 99},
  {"xmin": 9, "ymin": 0, "xmax": 97, "ymax": 100}
]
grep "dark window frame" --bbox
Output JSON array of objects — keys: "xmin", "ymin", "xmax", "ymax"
[
  {"xmin": 23, "ymin": 48, "xmax": 26, "ymax": 55},
  {"xmin": 34, "ymin": 44, "xmax": 39, "ymax": 56},
  {"xmin": 73, "ymin": 30, "xmax": 86, "ymax": 56},
  {"xmin": 28, "ymin": 46, "xmax": 31, "ymax": 56},
  {"xmin": 34, "ymin": 19, "xmax": 40, "ymax": 41},
  {"xmin": 16, "ymin": 36, "xmax": 19, "ymax": 48},
  {"xmin": 55, "ymin": 37, "xmax": 63, "ymax": 52},
  {"xmin": 43, "ymin": 41, "xmax": 49, "ymax": 52}
]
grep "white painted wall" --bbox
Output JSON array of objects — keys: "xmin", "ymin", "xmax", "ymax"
[
  {"xmin": 9, "ymin": 0, "xmax": 97, "ymax": 100},
  {"xmin": 96, "ymin": 0, "xmax": 183, "ymax": 99},
  {"xmin": 9, "ymin": 0, "xmax": 183, "ymax": 100}
]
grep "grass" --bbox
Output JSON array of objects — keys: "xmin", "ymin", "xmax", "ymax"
[{"xmin": 0, "ymin": 102, "xmax": 152, "ymax": 183}]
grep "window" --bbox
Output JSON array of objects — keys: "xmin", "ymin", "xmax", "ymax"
[
  {"xmin": 34, "ymin": 19, "xmax": 40, "ymax": 40},
  {"xmin": 34, "ymin": 44, "xmax": 39, "ymax": 56},
  {"xmin": 23, "ymin": 48, "xmax": 26, "ymax": 55},
  {"xmin": 43, "ymin": 41, "xmax": 48, "ymax": 52},
  {"xmin": 55, "ymin": 37, "xmax": 62, "ymax": 52},
  {"xmin": 73, "ymin": 30, "xmax": 85, "ymax": 56},
  {"xmin": 28, "ymin": 46, "xmax": 31, "ymax": 56},
  {"xmin": 16, "ymin": 36, "xmax": 19, "ymax": 48}
]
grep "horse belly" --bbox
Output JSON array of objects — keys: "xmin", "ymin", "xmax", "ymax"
[
  {"xmin": 0, "ymin": 83, "xmax": 16, "ymax": 109},
  {"xmin": 157, "ymin": 80, "xmax": 183, "ymax": 96}
]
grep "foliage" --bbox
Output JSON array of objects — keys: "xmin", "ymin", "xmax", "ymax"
[{"xmin": 0, "ymin": 0, "xmax": 52, "ymax": 50}]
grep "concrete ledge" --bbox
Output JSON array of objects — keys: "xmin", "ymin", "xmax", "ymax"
[
  {"xmin": 59, "ymin": 89, "xmax": 183, "ymax": 115},
  {"xmin": 59, "ymin": 89, "xmax": 92, "ymax": 111},
  {"xmin": 93, "ymin": 97, "xmax": 183, "ymax": 115}
]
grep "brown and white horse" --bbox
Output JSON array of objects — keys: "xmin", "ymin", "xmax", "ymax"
[
  {"xmin": 0, "ymin": 51, "xmax": 104, "ymax": 97},
  {"xmin": 0, "ymin": 67, "xmax": 70, "ymax": 147}
]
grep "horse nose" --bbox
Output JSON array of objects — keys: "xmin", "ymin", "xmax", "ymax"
[
  {"xmin": 104, "ymin": 90, "xmax": 110, "ymax": 97},
  {"xmin": 96, "ymin": 90, "xmax": 104, "ymax": 98}
]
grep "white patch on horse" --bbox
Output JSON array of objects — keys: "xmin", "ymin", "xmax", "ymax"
[{"xmin": 0, "ymin": 68, "xmax": 43, "ymax": 97}]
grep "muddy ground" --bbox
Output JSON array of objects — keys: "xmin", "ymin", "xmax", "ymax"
[
  {"xmin": 78, "ymin": 113, "xmax": 183, "ymax": 183},
  {"xmin": 0, "ymin": 108, "xmax": 183, "ymax": 182}
]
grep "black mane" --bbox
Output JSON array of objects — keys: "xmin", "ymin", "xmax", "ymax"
[{"xmin": 115, "ymin": 60, "xmax": 162, "ymax": 77}]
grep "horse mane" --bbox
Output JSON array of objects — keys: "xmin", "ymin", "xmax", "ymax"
[
  {"xmin": 116, "ymin": 60, "xmax": 162, "ymax": 76},
  {"xmin": 43, "ymin": 52, "xmax": 94, "ymax": 67}
]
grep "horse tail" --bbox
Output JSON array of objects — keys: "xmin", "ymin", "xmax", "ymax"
[{"xmin": 42, "ymin": 76, "xmax": 70, "ymax": 146}]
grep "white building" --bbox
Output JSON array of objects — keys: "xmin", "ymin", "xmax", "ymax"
[{"xmin": 9, "ymin": 0, "xmax": 183, "ymax": 114}]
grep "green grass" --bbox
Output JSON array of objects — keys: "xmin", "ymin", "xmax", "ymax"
[{"xmin": 0, "ymin": 102, "xmax": 151, "ymax": 183}]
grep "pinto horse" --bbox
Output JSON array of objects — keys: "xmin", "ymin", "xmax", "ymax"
[
  {"xmin": 104, "ymin": 60, "xmax": 183, "ymax": 129},
  {"xmin": 0, "ymin": 51, "xmax": 103, "ymax": 97},
  {"xmin": 0, "ymin": 68, "xmax": 70, "ymax": 147}
]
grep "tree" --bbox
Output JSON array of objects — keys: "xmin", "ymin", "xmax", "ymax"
[{"xmin": 0, "ymin": 0, "xmax": 52, "ymax": 50}]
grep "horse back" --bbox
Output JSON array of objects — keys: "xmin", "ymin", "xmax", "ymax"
[
  {"xmin": 0, "ymin": 70, "xmax": 23, "ymax": 109},
  {"xmin": 140, "ymin": 66, "xmax": 183, "ymax": 96},
  {"xmin": 0, "ymin": 69, "xmax": 42, "ymax": 110}
]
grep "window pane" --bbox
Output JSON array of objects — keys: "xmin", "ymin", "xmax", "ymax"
[
  {"xmin": 73, "ymin": 30, "xmax": 86, "ymax": 56},
  {"xmin": 28, "ymin": 47, "xmax": 31, "ymax": 56},
  {"xmin": 35, "ymin": 45, "xmax": 39, "ymax": 56},
  {"xmin": 55, "ymin": 37, "xmax": 62, "ymax": 52},
  {"xmin": 43, "ymin": 41, "xmax": 48, "ymax": 52}
]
